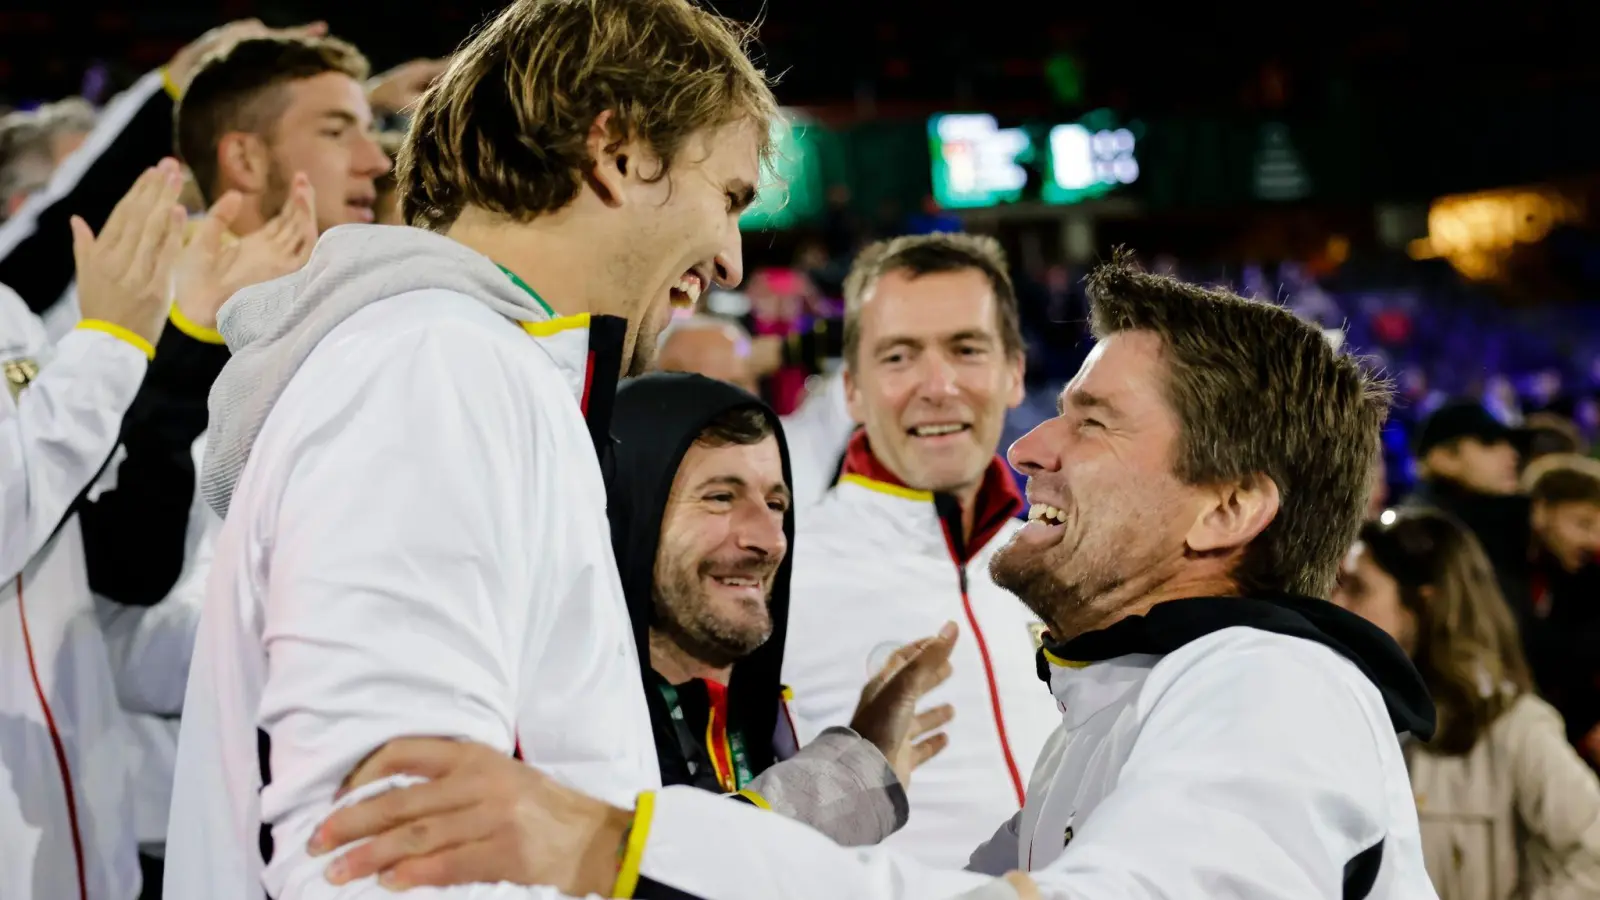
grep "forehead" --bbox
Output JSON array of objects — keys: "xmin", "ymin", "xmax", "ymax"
[
  {"xmin": 278, "ymin": 72, "xmax": 372, "ymax": 127},
  {"xmin": 1063, "ymin": 331, "xmax": 1169, "ymax": 410},
  {"xmin": 683, "ymin": 117, "xmax": 764, "ymax": 184},
  {"xmin": 859, "ymin": 268, "xmax": 998, "ymax": 341},
  {"xmin": 674, "ymin": 433, "xmax": 785, "ymax": 489}
]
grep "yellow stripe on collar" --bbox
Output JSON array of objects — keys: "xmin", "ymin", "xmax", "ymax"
[
  {"xmin": 838, "ymin": 472, "xmax": 933, "ymax": 503},
  {"xmin": 520, "ymin": 313, "xmax": 590, "ymax": 338},
  {"xmin": 1042, "ymin": 648, "xmax": 1092, "ymax": 669}
]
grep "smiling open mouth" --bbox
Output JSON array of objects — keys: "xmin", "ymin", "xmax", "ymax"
[
  {"xmin": 671, "ymin": 271, "xmax": 706, "ymax": 308},
  {"xmin": 1027, "ymin": 503, "xmax": 1068, "ymax": 526},
  {"xmin": 908, "ymin": 423, "xmax": 971, "ymax": 437}
]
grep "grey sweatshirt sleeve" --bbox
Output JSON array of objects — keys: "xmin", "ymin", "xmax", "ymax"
[{"xmin": 739, "ymin": 726, "xmax": 909, "ymax": 846}]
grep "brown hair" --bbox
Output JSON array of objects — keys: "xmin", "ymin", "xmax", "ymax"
[
  {"xmin": 697, "ymin": 405, "xmax": 774, "ymax": 448},
  {"xmin": 1086, "ymin": 249, "xmax": 1392, "ymax": 600},
  {"xmin": 1358, "ymin": 509, "xmax": 1532, "ymax": 753},
  {"xmin": 842, "ymin": 232, "xmax": 1024, "ymax": 366},
  {"xmin": 400, "ymin": 0, "xmax": 778, "ymax": 230},
  {"xmin": 1524, "ymin": 453, "xmax": 1600, "ymax": 507},
  {"xmin": 175, "ymin": 35, "xmax": 370, "ymax": 203}
]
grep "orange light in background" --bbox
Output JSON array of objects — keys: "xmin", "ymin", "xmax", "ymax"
[{"xmin": 1408, "ymin": 187, "xmax": 1585, "ymax": 280}]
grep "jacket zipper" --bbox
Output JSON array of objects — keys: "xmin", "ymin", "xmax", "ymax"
[{"xmin": 938, "ymin": 506, "xmax": 1026, "ymax": 807}]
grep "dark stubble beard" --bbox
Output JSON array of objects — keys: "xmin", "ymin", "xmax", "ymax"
[
  {"xmin": 989, "ymin": 531, "xmax": 1129, "ymax": 642},
  {"xmin": 653, "ymin": 553, "xmax": 776, "ymax": 669}
]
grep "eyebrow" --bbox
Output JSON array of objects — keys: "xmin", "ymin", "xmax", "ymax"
[{"xmin": 1057, "ymin": 388, "xmax": 1118, "ymax": 418}]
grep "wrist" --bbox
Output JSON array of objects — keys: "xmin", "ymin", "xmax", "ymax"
[
  {"xmin": 76, "ymin": 318, "xmax": 157, "ymax": 360},
  {"xmin": 603, "ymin": 791, "xmax": 655, "ymax": 899}
]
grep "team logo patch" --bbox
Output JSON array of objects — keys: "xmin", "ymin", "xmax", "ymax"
[
  {"xmin": 4, "ymin": 357, "xmax": 38, "ymax": 401},
  {"xmin": 1063, "ymin": 825, "xmax": 1074, "ymax": 847}
]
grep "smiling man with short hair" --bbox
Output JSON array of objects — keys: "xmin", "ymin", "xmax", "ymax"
[{"xmin": 780, "ymin": 232, "xmax": 1060, "ymax": 866}]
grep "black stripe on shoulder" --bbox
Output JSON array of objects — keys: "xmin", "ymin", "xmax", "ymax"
[{"xmin": 636, "ymin": 876, "xmax": 711, "ymax": 900}]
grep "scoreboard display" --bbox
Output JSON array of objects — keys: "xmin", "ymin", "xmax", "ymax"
[{"xmin": 928, "ymin": 110, "xmax": 1143, "ymax": 210}]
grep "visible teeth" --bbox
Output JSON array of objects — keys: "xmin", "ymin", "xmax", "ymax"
[
  {"xmin": 674, "ymin": 276, "xmax": 704, "ymax": 303},
  {"xmin": 1027, "ymin": 503, "xmax": 1068, "ymax": 525},
  {"xmin": 714, "ymin": 576, "xmax": 758, "ymax": 587},
  {"xmin": 912, "ymin": 423, "xmax": 966, "ymax": 436}
]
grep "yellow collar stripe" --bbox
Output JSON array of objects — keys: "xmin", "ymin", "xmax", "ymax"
[
  {"xmin": 838, "ymin": 473, "xmax": 934, "ymax": 503},
  {"xmin": 520, "ymin": 313, "xmax": 590, "ymax": 338},
  {"xmin": 1041, "ymin": 648, "xmax": 1092, "ymax": 669}
]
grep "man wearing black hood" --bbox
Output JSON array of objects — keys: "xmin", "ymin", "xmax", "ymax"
[{"xmin": 605, "ymin": 372, "xmax": 956, "ymax": 843}]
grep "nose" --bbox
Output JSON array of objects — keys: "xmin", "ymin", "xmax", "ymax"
[
  {"xmin": 913, "ymin": 351, "xmax": 961, "ymax": 400},
  {"xmin": 358, "ymin": 133, "xmax": 392, "ymax": 178},
  {"xmin": 734, "ymin": 502, "xmax": 786, "ymax": 560},
  {"xmin": 713, "ymin": 235, "xmax": 744, "ymax": 290},
  {"xmin": 1007, "ymin": 419, "xmax": 1061, "ymax": 476}
]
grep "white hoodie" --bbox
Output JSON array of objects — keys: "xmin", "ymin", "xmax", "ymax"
[{"xmin": 163, "ymin": 225, "xmax": 659, "ymax": 899}]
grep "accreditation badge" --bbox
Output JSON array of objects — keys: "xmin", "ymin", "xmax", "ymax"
[{"xmin": 3, "ymin": 356, "xmax": 39, "ymax": 402}]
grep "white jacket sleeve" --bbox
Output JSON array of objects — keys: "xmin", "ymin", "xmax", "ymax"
[
  {"xmin": 628, "ymin": 642, "xmax": 1400, "ymax": 900},
  {"xmin": 251, "ymin": 322, "xmax": 572, "ymax": 899},
  {"xmin": 965, "ymin": 812, "xmax": 1023, "ymax": 876},
  {"xmin": 0, "ymin": 320, "xmax": 147, "ymax": 580}
]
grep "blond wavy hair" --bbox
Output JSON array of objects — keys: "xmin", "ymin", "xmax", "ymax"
[{"xmin": 400, "ymin": 0, "xmax": 778, "ymax": 230}]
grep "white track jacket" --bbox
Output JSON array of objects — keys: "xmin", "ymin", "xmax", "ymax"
[
  {"xmin": 621, "ymin": 598, "xmax": 1441, "ymax": 900},
  {"xmin": 163, "ymin": 226, "xmax": 659, "ymax": 898},
  {"xmin": 1, "ymin": 283, "xmax": 149, "ymax": 900},
  {"xmin": 783, "ymin": 436, "xmax": 1058, "ymax": 866}
]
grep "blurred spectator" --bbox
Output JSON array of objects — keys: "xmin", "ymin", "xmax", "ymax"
[
  {"xmin": 1334, "ymin": 509, "xmax": 1600, "ymax": 899},
  {"xmin": 0, "ymin": 97, "xmax": 95, "ymax": 219},
  {"xmin": 1404, "ymin": 400, "xmax": 1538, "ymax": 651},
  {"xmin": 1522, "ymin": 455, "xmax": 1600, "ymax": 768},
  {"xmin": 1412, "ymin": 401, "xmax": 1521, "ymax": 498},
  {"xmin": 175, "ymin": 35, "xmax": 390, "ymax": 235},
  {"xmin": 656, "ymin": 314, "xmax": 760, "ymax": 393},
  {"xmin": 1518, "ymin": 411, "xmax": 1587, "ymax": 472}
]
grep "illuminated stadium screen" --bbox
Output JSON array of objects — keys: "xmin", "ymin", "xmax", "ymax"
[{"xmin": 928, "ymin": 110, "xmax": 1142, "ymax": 210}]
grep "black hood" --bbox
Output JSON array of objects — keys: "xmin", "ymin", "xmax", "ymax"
[
  {"xmin": 1040, "ymin": 595, "xmax": 1437, "ymax": 741},
  {"xmin": 607, "ymin": 372, "xmax": 795, "ymax": 784}
]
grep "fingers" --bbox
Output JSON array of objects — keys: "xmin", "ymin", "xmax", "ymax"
[
  {"xmin": 323, "ymin": 804, "xmax": 492, "ymax": 885},
  {"xmin": 69, "ymin": 215, "xmax": 94, "ymax": 269},
  {"xmin": 312, "ymin": 773, "xmax": 477, "ymax": 857},
  {"xmin": 149, "ymin": 206, "xmax": 187, "ymax": 294},
  {"xmin": 910, "ymin": 703, "xmax": 955, "ymax": 740},
  {"xmin": 910, "ymin": 732, "xmax": 950, "ymax": 770},
  {"xmin": 375, "ymin": 836, "xmax": 506, "ymax": 891},
  {"xmin": 98, "ymin": 165, "xmax": 164, "ymax": 256},
  {"xmin": 128, "ymin": 162, "xmax": 187, "ymax": 285},
  {"xmin": 342, "ymin": 737, "xmax": 476, "ymax": 794},
  {"xmin": 207, "ymin": 190, "xmax": 244, "ymax": 231}
]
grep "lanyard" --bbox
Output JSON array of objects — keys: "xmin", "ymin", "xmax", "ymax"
[{"xmin": 658, "ymin": 681, "xmax": 752, "ymax": 792}]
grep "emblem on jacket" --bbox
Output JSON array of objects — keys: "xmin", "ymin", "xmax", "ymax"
[
  {"xmin": 3, "ymin": 357, "xmax": 38, "ymax": 401},
  {"xmin": 1063, "ymin": 824, "xmax": 1074, "ymax": 847}
]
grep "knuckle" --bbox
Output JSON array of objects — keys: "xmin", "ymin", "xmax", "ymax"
[{"xmin": 402, "ymin": 818, "xmax": 432, "ymax": 851}]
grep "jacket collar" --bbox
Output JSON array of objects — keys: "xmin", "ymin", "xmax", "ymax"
[
  {"xmin": 501, "ymin": 266, "xmax": 626, "ymax": 459},
  {"xmin": 836, "ymin": 431, "xmax": 1024, "ymax": 564}
]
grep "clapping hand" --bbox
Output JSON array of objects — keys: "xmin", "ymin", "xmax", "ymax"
[
  {"xmin": 71, "ymin": 159, "xmax": 188, "ymax": 348},
  {"xmin": 172, "ymin": 173, "xmax": 317, "ymax": 330}
]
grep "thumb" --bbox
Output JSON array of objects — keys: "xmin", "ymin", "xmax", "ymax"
[
  {"xmin": 207, "ymin": 190, "xmax": 244, "ymax": 232},
  {"xmin": 69, "ymin": 215, "xmax": 94, "ymax": 265}
]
